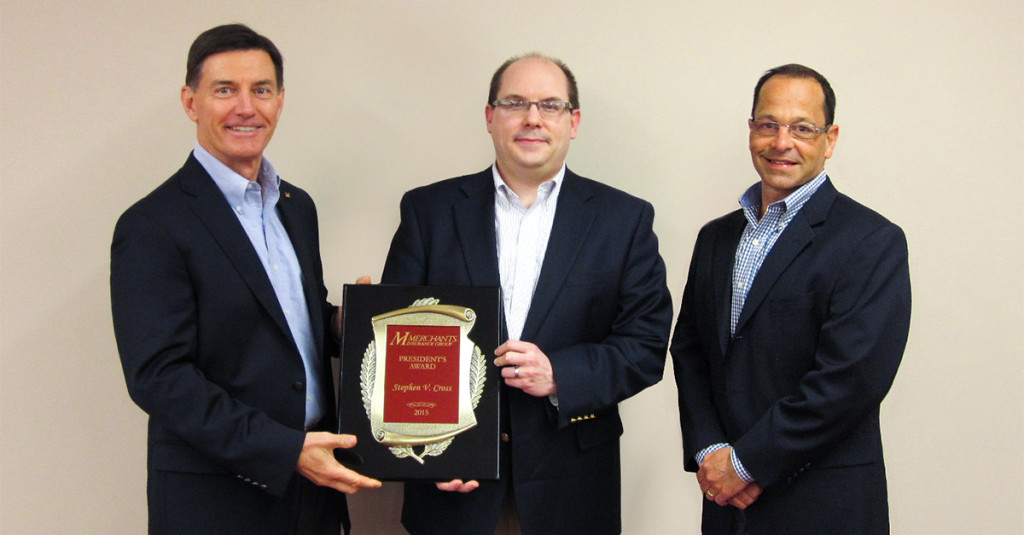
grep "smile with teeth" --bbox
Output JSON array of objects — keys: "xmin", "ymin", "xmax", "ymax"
[
  {"xmin": 766, "ymin": 157, "xmax": 797, "ymax": 166},
  {"xmin": 229, "ymin": 126, "xmax": 259, "ymax": 132}
]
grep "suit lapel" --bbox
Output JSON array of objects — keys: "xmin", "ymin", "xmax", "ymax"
[
  {"xmin": 277, "ymin": 182, "xmax": 324, "ymax": 349},
  {"xmin": 733, "ymin": 178, "xmax": 838, "ymax": 335},
  {"xmin": 520, "ymin": 170, "xmax": 595, "ymax": 341},
  {"xmin": 714, "ymin": 212, "xmax": 746, "ymax": 354},
  {"xmin": 179, "ymin": 155, "xmax": 295, "ymax": 343},
  {"xmin": 452, "ymin": 170, "xmax": 502, "ymax": 288}
]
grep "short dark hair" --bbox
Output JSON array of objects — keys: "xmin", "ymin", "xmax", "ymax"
[
  {"xmin": 487, "ymin": 53, "xmax": 579, "ymax": 110},
  {"xmin": 185, "ymin": 24, "xmax": 283, "ymax": 90},
  {"xmin": 752, "ymin": 64, "xmax": 835, "ymax": 125}
]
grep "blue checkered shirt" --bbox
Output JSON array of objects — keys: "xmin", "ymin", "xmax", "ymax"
[{"xmin": 699, "ymin": 171, "xmax": 828, "ymax": 483}]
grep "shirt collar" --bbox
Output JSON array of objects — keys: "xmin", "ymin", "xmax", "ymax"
[
  {"xmin": 739, "ymin": 170, "xmax": 828, "ymax": 220},
  {"xmin": 193, "ymin": 142, "xmax": 281, "ymax": 210},
  {"xmin": 491, "ymin": 163, "xmax": 565, "ymax": 207}
]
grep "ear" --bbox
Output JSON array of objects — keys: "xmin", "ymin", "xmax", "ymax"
[
  {"xmin": 181, "ymin": 85, "xmax": 198, "ymax": 122},
  {"xmin": 569, "ymin": 108, "xmax": 581, "ymax": 140},
  {"xmin": 485, "ymin": 104, "xmax": 495, "ymax": 134},
  {"xmin": 824, "ymin": 124, "xmax": 839, "ymax": 159}
]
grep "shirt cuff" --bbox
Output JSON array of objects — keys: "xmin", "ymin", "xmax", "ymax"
[
  {"xmin": 730, "ymin": 449, "xmax": 755, "ymax": 483},
  {"xmin": 695, "ymin": 443, "xmax": 729, "ymax": 465}
]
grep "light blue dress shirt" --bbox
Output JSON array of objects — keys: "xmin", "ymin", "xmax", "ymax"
[{"xmin": 194, "ymin": 143, "xmax": 323, "ymax": 429}]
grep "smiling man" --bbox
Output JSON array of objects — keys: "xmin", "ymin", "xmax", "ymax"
[
  {"xmin": 670, "ymin": 64, "xmax": 911, "ymax": 534},
  {"xmin": 110, "ymin": 24, "xmax": 379, "ymax": 535},
  {"xmin": 381, "ymin": 53, "xmax": 673, "ymax": 535}
]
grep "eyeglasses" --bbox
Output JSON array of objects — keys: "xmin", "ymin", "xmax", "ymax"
[
  {"xmin": 491, "ymin": 99, "xmax": 573, "ymax": 117},
  {"xmin": 749, "ymin": 119, "xmax": 830, "ymax": 141}
]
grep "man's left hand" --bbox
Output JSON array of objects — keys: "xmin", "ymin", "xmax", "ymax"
[
  {"xmin": 494, "ymin": 340, "xmax": 557, "ymax": 397},
  {"xmin": 697, "ymin": 446, "xmax": 750, "ymax": 506}
]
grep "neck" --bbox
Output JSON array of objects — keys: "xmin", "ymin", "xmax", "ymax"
[
  {"xmin": 496, "ymin": 163, "xmax": 559, "ymax": 209},
  {"xmin": 233, "ymin": 161, "xmax": 262, "ymax": 182}
]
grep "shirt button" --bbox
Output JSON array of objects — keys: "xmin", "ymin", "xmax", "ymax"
[
  {"xmin": 292, "ymin": 381, "xmax": 305, "ymax": 392},
  {"xmin": 501, "ymin": 433, "xmax": 511, "ymax": 443}
]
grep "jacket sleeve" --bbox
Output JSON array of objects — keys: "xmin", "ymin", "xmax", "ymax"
[
  {"xmin": 110, "ymin": 206, "xmax": 305, "ymax": 497},
  {"xmin": 734, "ymin": 223, "xmax": 911, "ymax": 488},
  {"xmin": 669, "ymin": 225, "xmax": 731, "ymax": 472},
  {"xmin": 546, "ymin": 202, "xmax": 674, "ymax": 428}
]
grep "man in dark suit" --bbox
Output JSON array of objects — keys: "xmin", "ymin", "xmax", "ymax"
[
  {"xmin": 110, "ymin": 24, "xmax": 379, "ymax": 534},
  {"xmin": 670, "ymin": 64, "xmax": 911, "ymax": 534},
  {"xmin": 381, "ymin": 53, "xmax": 673, "ymax": 534}
]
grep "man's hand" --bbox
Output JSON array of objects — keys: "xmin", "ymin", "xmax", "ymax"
[
  {"xmin": 435, "ymin": 479, "xmax": 480, "ymax": 493},
  {"xmin": 332, "ymin": 276, "xmax": 372, "ymax": 339},
  {"xmin": 727, "ymin": 482, "xmax": 762, "ymax": 510},
  {"xmin": 296, "ymin": 432, "xmax": 382, "ymax": 494},
  {"xmin": 494, "ymin": 340, "xmax": 557, "ymax": 397},
  {"xmin": 697, "ymin": 447, "xmax": 751, "ymax": 506}
]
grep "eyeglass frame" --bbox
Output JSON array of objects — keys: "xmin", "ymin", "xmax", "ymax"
[
  {"xmin": 490, "ymin": 99, "xmax": 575, "ymax": 116},
  {"xmin": 748, "ymin": 118, "xmax": 832, "ymax": 140}
]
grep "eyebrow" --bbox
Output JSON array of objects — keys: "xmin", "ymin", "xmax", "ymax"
[
  {"xmin": 210, "ymin": 79, "xmax": 277, "ymax": 87},
  {"xmin": 500, "ymin": 94, "xmax": 564, "ymax": 101},
  {"xmin": 754, "ymin": 114, "xmax": 818, "ymax": 124}
]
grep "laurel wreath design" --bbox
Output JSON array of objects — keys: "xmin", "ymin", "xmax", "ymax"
[{"xmin": 361, "ymin": 298, "xmax": 486, "ymax": 465}]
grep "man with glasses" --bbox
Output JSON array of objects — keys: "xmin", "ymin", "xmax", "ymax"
[
  {"xmin": 381, "ymin": 53, "xmax": 673, "ymax": 534},
  {"xmin": 670, "ymin": 64, "xmax": 911, "ymax": 534}
]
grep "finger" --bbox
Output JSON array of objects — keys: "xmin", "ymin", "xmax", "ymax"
[
  {"xmin": 355, "ymin": 275, "xmax": 371, "ymax": 284},
  {"xmin": 501, "ymin": 365, "xmax": 522, "ymax": 380},
  {"xmin": 435, "ymin": 479, "xmax": 478, "ymax": 493},
  {"xmin": 435, "ymin": 479, "xmax": 464, "ymax": 491},
  {"xmin": 451, "ymin": 480, "xmax": 479, "ymax": 493},
  {"xmin": 728, "ymin": 498, "xmax": 749, "ymax": 510},
  {"xmin": 325, "ymin": 464, "xmax": 381, "ymax": 494},
  {"xmin": 333, "ymin": 433, "xmax": 358, "ymax": 448}
]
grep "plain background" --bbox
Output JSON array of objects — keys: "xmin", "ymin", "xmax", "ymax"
[{"xmin": 1, "ymin": 1, "xmax": 1021, "ymax": 533}]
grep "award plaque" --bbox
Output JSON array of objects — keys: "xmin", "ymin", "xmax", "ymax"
[{"xmin": 336, "ymin": 284, "xmax": 501, "ymax": 481}]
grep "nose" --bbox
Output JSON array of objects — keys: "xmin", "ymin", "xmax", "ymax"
[
  {"xmin": 523, "ymin": 102, "xmax": 543, "ymax": 126},
  {"xmin": 234, "ymin": 91, "xmax": 255, "ymax": 115},
  {"xmin": 772, "ymin": 125, "xmax": 795, "ymax": 150}
]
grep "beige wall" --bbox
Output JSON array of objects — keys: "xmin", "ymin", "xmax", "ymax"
[{"xmin": 2, "ymin": 1, "xmax": 1021, "ymax": 533}]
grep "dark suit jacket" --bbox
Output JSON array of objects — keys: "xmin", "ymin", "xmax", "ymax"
[
  {"xmin": 670, "ymin": 178, "xmax": 911, "ymax": 535},
  {"xmin": 381, "ymin": 168, "xmax": 673, "ymax": 535},
  {"xmin": 111, "ymin": 154, "xmax": 345, "ymax": 534}
]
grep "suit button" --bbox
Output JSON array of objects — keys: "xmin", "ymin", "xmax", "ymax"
[
  {"xmin": 501, "ymin": 433, "xmax": 510, "ymax": 443},
  {"xmin": 292, "ymin": 381, "xmax": 305, "ymax": 392}
]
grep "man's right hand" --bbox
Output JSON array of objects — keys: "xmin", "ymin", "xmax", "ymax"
[
  {"xmin": 435, "ymin": 479, "xmax": 479, "ymax": 493},
  {"xmin": 296, "ymin": 432, "xmax": 382, "ymax": 494},
  {"xmin": 727, "ymin": 482, "xmax": 762, "ymax": 510}
]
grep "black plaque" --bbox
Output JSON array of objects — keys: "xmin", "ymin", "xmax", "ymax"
[{"xmin": 336, "ymin": 284, "xmax": 501, "ymax": 481}]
